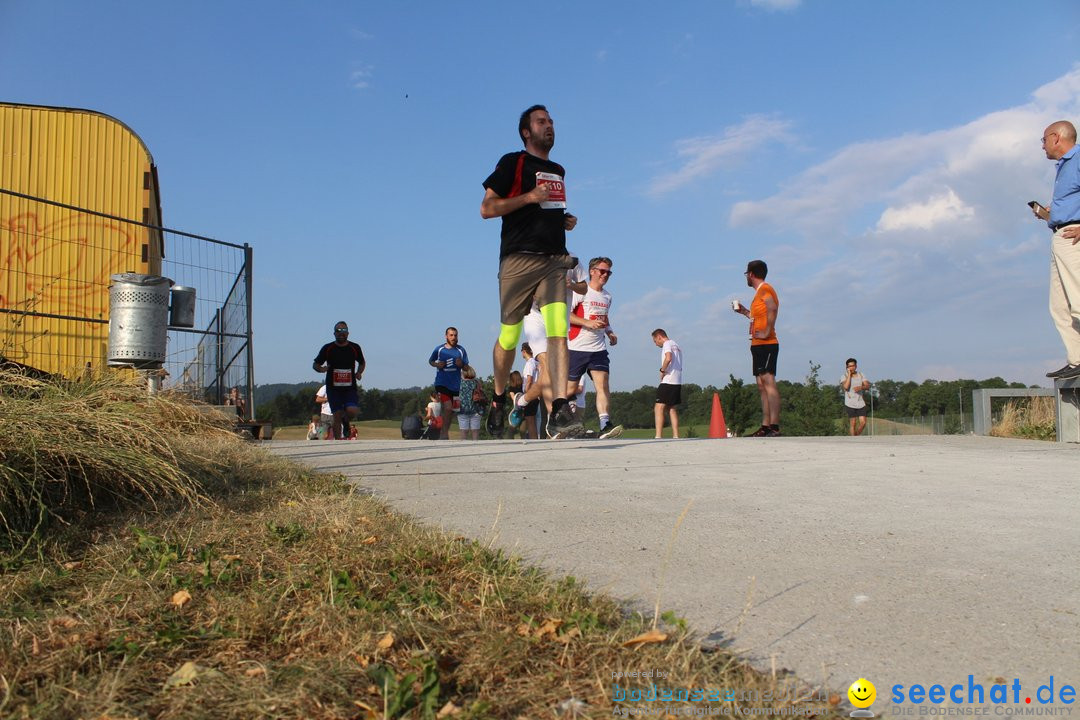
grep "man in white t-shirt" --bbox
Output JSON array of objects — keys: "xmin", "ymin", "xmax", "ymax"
[
  {"xmin": 313, "ymin": 385, "xmax": 333, "ymax": 440},
  {"xmin": 511, "ymin": 343, "xmax": 542, "ymax": 438},
  {"xmin": 651, "ymin": 329, "xmax": 683, "ymax": 438},
  {"xmin": 567, "ymin": 256, "xmax": 622, "ymax": 439},
  {"xmin": 840, "ymin": 357, "xmax": 871, "ymax": 436}
]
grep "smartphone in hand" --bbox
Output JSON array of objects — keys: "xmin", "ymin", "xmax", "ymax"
[{"xmin": 1029, "ymin": 200, "xmax": 1049, "ymax": 221}]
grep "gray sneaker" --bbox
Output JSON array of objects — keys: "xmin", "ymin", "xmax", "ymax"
[
  {"xmin": 598, "ymin": 421, "xmax": 624, "ymax": 439},
  {"xmin": 546, "ymin": 404, "xmax": 584, "ymax": 439}
]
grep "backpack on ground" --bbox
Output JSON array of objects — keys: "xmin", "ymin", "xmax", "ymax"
[{"xmin": 401, "ymin": 414, "xmax": 423, "ymax": 439}]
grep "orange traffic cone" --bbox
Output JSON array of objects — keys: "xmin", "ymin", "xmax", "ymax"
[{"xmin": 708, "ymin": 392, "xmax": 728, "ymax": 439}]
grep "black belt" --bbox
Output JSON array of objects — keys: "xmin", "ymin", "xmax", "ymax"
[{"xmin": 1051, "ymin": 221, "xmax": 1080, "ymax": 231}]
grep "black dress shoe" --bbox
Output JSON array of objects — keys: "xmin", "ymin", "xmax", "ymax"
[
  {"xmin": 1057, "ymin": 364, "xmax": 1080, "ymax": 379},
  {"xmin": 1046, "ymin": 363, "xmax": 1076, "ymax": 378}
]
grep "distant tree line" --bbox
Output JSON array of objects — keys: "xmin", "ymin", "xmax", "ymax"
[
  {"xmin": 254, "ymin": 369, "xmax": 1032, "ymax": 437},
  {"xmin": 255, "ymin": 383, "xmax": 430, "ymax": 427}
]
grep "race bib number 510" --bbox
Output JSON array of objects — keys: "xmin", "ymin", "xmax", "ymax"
[
  {"xmin": 536, "ymin": 172, "xmax": 566, "ymax": 210},
  {"xmin": 332, "ymin": 369, "xmax": 352, "ymax": 387}
]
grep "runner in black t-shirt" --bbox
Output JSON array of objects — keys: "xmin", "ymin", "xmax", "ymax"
[
  {"xmin": 480, "ymin": 104, "xmax": 583, "ymax": 439},
  {"xmin": 312, "ymin": 321, "xmax": 366, "ymax": 440}
]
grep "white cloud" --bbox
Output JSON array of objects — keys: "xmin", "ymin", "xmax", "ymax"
[
  {"xmin": 875, "ymin": 188, "xmax": 974, "ymax": 233},
  {"xmin": 648, "ymin": 114, "xmax": 796, "ymax": 196},
  {"xmin": 351, "ymin": 65, "xmax": 374, "ymax": 90},
  {"xmin": 750, "ymin": 0, "xmax": 802, "ymax": 10},
  {"xmin": 731, "ymin": 66, "xmax": 1080, "ymax": 241}
]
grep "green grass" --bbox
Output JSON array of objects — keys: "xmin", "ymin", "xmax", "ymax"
[
  {"xmin": 274, "ymin": 419, "xmax": 404, "ymax": 440},
  {"xmin": 615, "ymin": 425, "xmax": 704, "ymax": 439}
]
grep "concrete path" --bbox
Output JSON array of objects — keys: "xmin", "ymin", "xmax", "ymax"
[{"xmin": 270, "ymin": 435, "xmax": 1079, "ymax": 707}]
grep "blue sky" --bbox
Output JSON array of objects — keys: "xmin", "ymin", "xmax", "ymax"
[{"xmin": 4, "ymin": 1, "xmax": 1080, "ymax": 391}]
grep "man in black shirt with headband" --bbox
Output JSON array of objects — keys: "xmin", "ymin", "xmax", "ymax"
[{"xmin": 481, "ymin": 104, "xmax": 583, "ymax": 439}]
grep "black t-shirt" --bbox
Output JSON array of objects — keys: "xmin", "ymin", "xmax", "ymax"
[
  {"xmin": 483, "ymin": 151, "xmax": 568, "ymax": 259},
  {"xmin": 314, "ymin": 341, "xmax": 365, "ymax": 390}
]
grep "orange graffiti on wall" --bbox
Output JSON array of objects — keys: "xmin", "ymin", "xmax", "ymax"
[{"xmin": 1, "ymin": 210, "xmax": 140, "ymax": 318}]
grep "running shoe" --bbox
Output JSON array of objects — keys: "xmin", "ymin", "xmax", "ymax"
[
  {"xmin": 598, "ymin": 421, "xmax": 624, "ymax": 439},
  {"xmin": 546, "ymin": 404, "xmax": 584, "ymax": 439},
  {"xmin": 487, "ymin": 403, "xmax": 505, "ymax": 438},
  {"xmin": 765, "ymin": 428, "xmax": 782, "ymax": 437},
  {"xmin": 748, "ymin": 426, "xmax": 769, "ymax": 437},
  {"xmin": 1046, "ymin": 363, "xmax": 1077, "ymax": 378},
  {"xmin": 1058, "ymin": 364, "xmax": 1080, "ymax": 379},
  {"xmin": 508, "ymin": 405, "xmax": 524, "ymax": 428}
]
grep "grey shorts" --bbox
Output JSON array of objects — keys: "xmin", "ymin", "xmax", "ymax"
[{"xmin": 499, "ymin": 253, "xmax": 576, "ymax": 325}]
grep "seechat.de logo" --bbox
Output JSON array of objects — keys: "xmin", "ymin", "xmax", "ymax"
[{"xmin": 850, "ymin": 678, "xmax": 878, "ymax": 718}]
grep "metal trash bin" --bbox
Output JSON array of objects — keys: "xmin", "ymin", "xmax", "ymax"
[
  {"xmin": 107, "ymin": 273, "xmax": 172, "ymax": 368},
  {"xmin": 169, "ymin": 285, "xmax": 196, "ymax": 328}
]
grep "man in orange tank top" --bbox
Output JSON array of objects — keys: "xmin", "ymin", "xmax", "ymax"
[{"xmin": 733, "ymin": 260, "xmax": 780, "ymax": 437}]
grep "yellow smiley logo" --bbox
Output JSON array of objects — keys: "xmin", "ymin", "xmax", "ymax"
[{"xmin": 848, "ymin": 678, "xmax": 876, "ymax": 709}]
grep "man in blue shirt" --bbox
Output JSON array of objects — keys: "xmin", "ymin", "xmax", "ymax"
[
  {"xmin": 428, "ymin": 327, "xmax": 469, "ymax": 439},
  {"xmin": 1036, "ymin": 121, "xmax": 1080, "ymax": 379}
]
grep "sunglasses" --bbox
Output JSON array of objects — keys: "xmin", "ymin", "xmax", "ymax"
[
  {"xmin": 594, "ymin": 268, "xmax": 613, "ymax": 276},
  {"xmin": 334, "ymin": 328, "xmax": 349, "ymax": 334}
]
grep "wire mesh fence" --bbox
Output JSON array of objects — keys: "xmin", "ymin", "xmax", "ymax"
[
  {"xmin": 0, "ymin": 188, "xmax": 253, "ymax": 413},
  {"xmin": 160, "ymin": 229, "xmax": 252, "ymax": 410},
  {"xmin": 866, "ymin": 413, "xmax": 974, "ymax": 436}
]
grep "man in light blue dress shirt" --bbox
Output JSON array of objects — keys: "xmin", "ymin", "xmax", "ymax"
[{"xmin": 1036, "ymin": 121, "xmax": 1080, "ymax": 379}]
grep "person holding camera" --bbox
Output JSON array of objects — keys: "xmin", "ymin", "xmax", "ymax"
[
  {"xmin": 841, "ymin": 358, "xmax": 871, "ymax": 436},
  {"xmin": 1034, "ymin": 120, "xmax": 1080, "ymax": 380},
  {"xmin": 733, "ymin": 260, "xmax": 780, "ymax": 437}
]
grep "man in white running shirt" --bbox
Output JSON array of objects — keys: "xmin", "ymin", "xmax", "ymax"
[{"xmin": 567, "ymin": 256, "xmax": 622, "ymax": 439}]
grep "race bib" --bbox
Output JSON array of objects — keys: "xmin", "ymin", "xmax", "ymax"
[
  {"xmin": 332, "ymin": 369, "xmax": 352, "ymax": 387},
  {"xmin": 536, "ymin": 172, "xmax": 566, "ymax": 209}
]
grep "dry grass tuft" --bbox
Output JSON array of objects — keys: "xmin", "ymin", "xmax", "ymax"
[
  {"xmin": 990, "ymin": 397, "xmax": 1056, "ymax": 441},
  {"xmin": 0, "ymin": 367, "xmax": 279, "ymax": 560}
]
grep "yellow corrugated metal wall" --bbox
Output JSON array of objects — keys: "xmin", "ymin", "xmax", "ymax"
[{"xmin": 0, "ymin": 103, "xmax": 163, "ymax": 377}]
